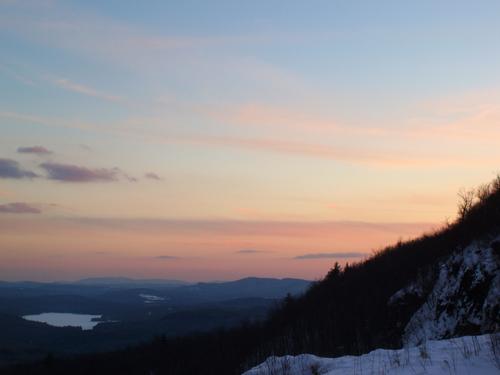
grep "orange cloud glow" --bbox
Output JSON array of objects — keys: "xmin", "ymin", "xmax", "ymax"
[{"xmin": 0, "ymin": 217, "xmax": 437, "ymax": 281}]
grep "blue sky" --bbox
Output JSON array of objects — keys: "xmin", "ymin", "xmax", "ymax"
[{"xmin": 1, "ymin": 1, "xmax": 500, "ymax": 281}]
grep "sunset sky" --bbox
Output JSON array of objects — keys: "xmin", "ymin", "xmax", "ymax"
[{"xmin": 1, "ymin": 1, "xmax": 500, "ymax": 281}]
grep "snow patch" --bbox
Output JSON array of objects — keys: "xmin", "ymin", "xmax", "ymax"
[
  {"xmin": 139, "ymin": 294, "xmax": 165, "ymax": 303},
  {"xmin": 393, "ymin": 238, "xmax": 500, "ymax": 345},
  {"xmin": 244, "ymin": 334, "xmax": 500, "ymax": 375}
]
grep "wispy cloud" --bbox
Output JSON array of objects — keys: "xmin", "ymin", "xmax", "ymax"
[
  {"xmin": 0, "ymin": 202, "xmax": 41, "ymax": 214},
  {"xmin": 2, "ymin": 111, "xmax": 393, "ymax": 165},
  {"xmin": 206, "ymin": 103, "xmax": 367, "ymax": 134},
  {"xmin": 4, "ymin": 104, "xmax": 499, "ymax": 169},
  {"xmin": 0, "ymin": 1, "xmax": 316, "ymax": 112},
  {"xmin": 235, "ymin": 249, "xmax": 269, "ymax": 254},
  {"xmin": 0, "ymin": 217, "xmax": 435, "ymax": 281},
  {"xmin": 48, "ymin": 218, "xmax": 434, "ymax": 241},
  {"xmin": 40, "ymin": 162, "xmax": 121, "ymax": 183},
  {"xmin": 17, "ymin": 145, "xmax": 53, "ymax": 155},
  {"xmin": 0, "ymin": 63, "xmax": 36, "ymax": 86},
  {"xmin": 52, "ymin": 78, "xmax": 123, "ymax": 102},
  {"xmin": 0, "ymin": 189, "xmax": 13, "ymax": 197},
  {"xmin": 0, "ymin": 158, "xmax": 38, "ymax": 179},
  {"xmin": 123, "ymin": 173, "xmax": 139, "ymax": 182},
  {"xmin": 155, "ymin": 255, "xmax": 179, "ymax": 260},
  {"xmin": 0, "ymin": 110, "xmax": 96, "ymax": 133},
  {"xmin": 145, "ymin": 172, "xmax": 162, "ymax": 181},
  {"xmin": 294, "ymin": 252, "xmax": 366, "ymax": 260},
  {"xmin": 0, "ymin": 2, "xmax": 326, "ymax": 65},
  {"xmin": 167, "ymin": 134, "xmax": 471, "ymax": 167}
]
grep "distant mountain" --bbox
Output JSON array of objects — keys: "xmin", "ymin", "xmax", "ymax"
[
  {"xmin": 75, "ymin": 276, "xmax": 310, "ymax": 298},
  {"xmin": 179, "ymin": 277, "xmax": 311, "ymax": 300},
  {"xmin": 0, "ymin": 277, "xmax": 311, "ymax": 317},
  {"xmin": 75, "ymin": 277, "xmax": 190, "ymax": 287},
  {"xmin": 68, "ymin": 277, "xmax": 311, "ymax": 307}
]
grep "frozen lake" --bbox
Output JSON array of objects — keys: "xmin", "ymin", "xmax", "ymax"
[{"xmin": 22, "ymin": 312, "xmax": 102, "ymax": 330}]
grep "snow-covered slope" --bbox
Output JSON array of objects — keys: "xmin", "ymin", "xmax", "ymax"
[
  {"xmin": 243, "ymin": 334, "xmax": 500, "ymax": 375},
  {"xmin": 244, "ymin": 237, "xmax": 500, "ymax": 375},
  {"xmin": 390, "ymin": 237, "xmax": 500, "ymax": 345}
]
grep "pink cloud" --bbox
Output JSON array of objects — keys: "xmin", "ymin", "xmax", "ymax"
[
  {"xmin": 17, "ymin": 145, "xmax": 53, "ymax": 155},
  {"xmin": 40, "ymin": 162, "xmax": 121, "ymax": 182},
  {"xmin": 0, "ymin": 202, "xmax": 41, "ymax": 214}
]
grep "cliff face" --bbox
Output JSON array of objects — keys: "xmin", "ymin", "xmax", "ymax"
[{"xmin": 390, "ymin": 236, "xmax": 500, "ymax": 345}]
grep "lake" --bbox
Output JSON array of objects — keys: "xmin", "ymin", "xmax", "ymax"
[{"xmin": 22, "ymin": 312, "xmax": 102, "ymax": 330}]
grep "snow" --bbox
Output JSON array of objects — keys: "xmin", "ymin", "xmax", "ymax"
[
  {"xmin": 139, "ymin": 294, "xmax": 165, "ymax": 303},
  {"xmin": 391, "ymin": 237, "xmax": 500, "ymax": 345},
  {"xmin": 243, "ymin": 334, "xmax": 500, "ymax": 375}
]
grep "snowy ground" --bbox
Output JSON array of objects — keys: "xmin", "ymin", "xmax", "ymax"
[
  {"xmin": 139, "ymin": 293, "xmax": 165, "ymax": 303},
  {"xmin": 392, "ymin": 238, "xmax": 500, "ymax": 345},
  {"xmin": 243, "ymin": 334, "xmax": 500, "ymax": 375}
]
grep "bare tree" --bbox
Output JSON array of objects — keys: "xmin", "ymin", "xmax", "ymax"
[{"xmin": 457, "ymin": 188, "xmax": 475, "ymax": 219}]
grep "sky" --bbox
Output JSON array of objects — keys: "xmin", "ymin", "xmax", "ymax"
[{"xmin": 1, "ymin": 0, "xmax": 500, "ymax": 282}]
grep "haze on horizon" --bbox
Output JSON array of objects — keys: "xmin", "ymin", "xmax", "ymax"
[{"xmin": 1, "ymin": 1, "xmax": 500, "ymax": 282}]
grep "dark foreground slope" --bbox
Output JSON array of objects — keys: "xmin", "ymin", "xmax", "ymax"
[{"xmin": 5, "ymin": 177, "xmax": 500, "ymax": 375}]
